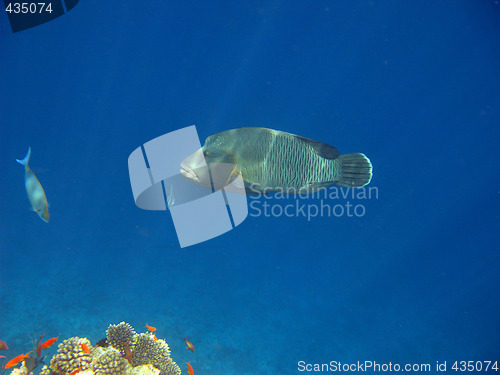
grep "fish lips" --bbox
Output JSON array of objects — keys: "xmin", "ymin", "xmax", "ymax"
[
  {"xmin": 181, "ymin": 150, "xmax": 243, "ymax": 192},
  {"xmin": 180, "ymin": 165, "xmax": 211, "ymax": 187},
  {"xmin": 179, "ymin": 164, "xmax": 201, "ymax": 182},
  {"xmin": 180, "ymin": 148, "xmax": 211, "ymax": 187}
]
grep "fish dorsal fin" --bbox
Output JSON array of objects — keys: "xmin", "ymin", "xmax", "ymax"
[{"xmin": 294, "ymin": 135, "xmax": 340, "ymax": 160}]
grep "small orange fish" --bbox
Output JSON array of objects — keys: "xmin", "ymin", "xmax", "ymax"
[
  {"xmin": 41, "ymin": 337, "xmax": 58, "ymax": 349},
  {"xmin": 184, "ymin": 336, "xmax": 194, "ymax": 352},
  {"xmin": 145, "ymin": 324, "xmax": 156, "ymax": 332},
  {"xmin": 123, "ymin": 341, "xmax": 133, "ymax": 365},
  {"xmin": 4, "ymin": 353, "xmax": 30, "ymax": 369},
  {"xmin": 80, "ymin": 343, "xmax": 91, "ymax": 354},
  {"xmin": 153, "ymin": 334, "xmax": 158, "ymax": 341},
  {"xmin": 186, "ymin": 362, "xmax": 194, "ymax": 375},
  {"xmin": 69, "ymin": 369, "xmax": 79, "ymax": 375},
  {"xmin": 0, "ymin": 340, "xmax": 8, "ymax": 350}
]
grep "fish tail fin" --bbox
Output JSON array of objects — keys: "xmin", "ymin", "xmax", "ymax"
[
  {"xmin": 16, "ymin": 147, "xmax": 32, "ymax": 167},
  {"xmin": 337, "ymin": 153, "xmax": 372, "ymax": 187}
]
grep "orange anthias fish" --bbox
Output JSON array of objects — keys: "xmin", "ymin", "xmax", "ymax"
[
  {"xmin": 186, "ymin": 362, "xmax": 194, "ymax": 375},
  {"xmin": 69, "ymin": 370, "xmax": 79, "ymax": 375},
  {"xmin": 40, "ymin": 337, "xmax": 58, "ymax": 349},
  {"xmin": 145, "ymin": 324, "xmax": 156, "ymax": 332},
  {"xmin": 123, "ymin": 341, "xmax": 133, "ymax": 365},
  {"xmin": 4, "ymin": 353, "xmax": 30, "ymax": 369},
  {"xmin": 0, "ymin": 340, "xmax": 8, "ymax": 350},
  {"xmin": 80, "ymin": 343, "xmax": 91, "ymax": 354},
  {"xmin": 184, "ymin": 336, "xmax": 194, "ymax": 352}
]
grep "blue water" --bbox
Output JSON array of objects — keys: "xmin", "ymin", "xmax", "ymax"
[{"xmin": 1, "ymin": 1, "xmax": 499, "ymax": 374}]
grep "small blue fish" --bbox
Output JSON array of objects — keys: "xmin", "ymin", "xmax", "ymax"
[{"xmin": 16, "ymin": 147, "xmax": 49, "ymax": 223}]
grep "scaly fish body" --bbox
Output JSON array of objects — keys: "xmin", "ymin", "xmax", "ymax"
[
  {"xmin": 0, "ymin": 340, "xmax": 8, "ymax": 350},
  {"xmin": 181, "ymin": 127, "xmax": 372, "ymax": 194},
  {"xmin": 40, "ymin": 337, "xmax": 58, "ymax": 349},
  {"xmin": 80, "ymin": 343, "xmax": 91, "ymax": 354},
  {"xmin": 4, "ymin": 353, "xmax": 30, "ymax": 369},
  {"xmin": 16, "ymin": 148, "xmax": 49, "ymax": 222},
  {"xmin": 145, "ymin": 324, "xmax": 156, "ymax": 332},
  {"xmin": 184, "ymin": 336, "xmax": 194, "ymax": 352},
  {"xmin": 123, "ymin": 341, "xmax": 133, "ymax": 364}
]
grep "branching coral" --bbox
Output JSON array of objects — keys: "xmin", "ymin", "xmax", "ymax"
[
  {"xmin": 9, "ymin": 363, "xmax": 32, "ymax": 375},
  {"xmin": 106, "ymin": 322, "xmax": 137, "ymax": 356},
  {"xmin": 131, "ymin": 334, "xmax": 181, "ymax": 375},
  {"xmin": 92, "ymin": 348, "xmax": 129, "ymax": 375},
  {"xmin": 129, "ymin": 364, "xmax": 160, "ymax": 375},
  {"xmin": 49, "ymin": 337, "xmax": 93, "ymax": 374},
  {"xmin": 39, "ymin": 365, "xmax": 51, "ymax": 375},
  {"xmin": 10, "ymin": 322, "xmax": 179, "ymax": 375}
]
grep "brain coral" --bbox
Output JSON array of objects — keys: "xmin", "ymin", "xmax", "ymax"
[
  {"xmin": 131, "ymin": 334, "xmax": 181, "ymax": 375},
  {"xmin": 92, "ymin": 347, "xmax": 129, "ymax": 375},
  {"xmin": 49, "ymin": 337, "xmax": 93, "ymax": 374},
  {"xmin": 106, "ymin": 322, "xmax": 137, "ymax": 356}
]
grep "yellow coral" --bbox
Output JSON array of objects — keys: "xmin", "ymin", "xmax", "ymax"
[
  {"xmin": 43, "ymin": 323, "xmax": 180, "ymax": 375},
  {"xmin": 131, "ymin": 334, "xmax": 181, "ymax": 375},
  {"xmin": 92, "ymin": 348, "xmax": 129, "ymax": 375},
  {"xmin": 49, "ymin": 337, "xmax": 93, "ymax": 374},
  {"xmin": 130, "ymin": 364, "xmax": 160, "ymax": 375},
  {"xmin": 106, "ymin": 322, "xmax": 137, "ymax": 356},
  {"xmin": 9, "ymin": 363, "xmax": 32, "ymax": 375},
  {"xmin": 39, "ymin": 365, "xmax": 51, "ymax": 375}
]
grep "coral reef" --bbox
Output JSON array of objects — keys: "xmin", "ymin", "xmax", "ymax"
[
  {"xmin": 9, "ymin": 322, "xmax": 181, "ymax": 375},
  {"xmin": 131, "ymin": 334, "xmax": 181, "ymax": 375},
  {"xmin": 92, "ymin": 347, "xmax": 129, "ymax": 375},
  {"xmin": 130, "ymin": 365, "xmax": 160, "ymax": 375},
  {"xmin": 49, "ymin": 337, "xmax": 93, "ymax": 374},
  {"xmin": 95, "ymin": 338, "xmax": 108, "ymax": 348},
  {"xmin": 9, "ymin": 363, "xmax": 32, "ymax": 375},
  {"xmin": 106, "ymin": 322, "xmax": 137, "ymax": 356}
]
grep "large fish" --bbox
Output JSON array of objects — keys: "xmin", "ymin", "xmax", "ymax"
[
  {"xmin": 180, "ymin": 127, "xmax": 372, "ymax": 194},
  {"xmin": 16, "ymin": 147, "xmax": 49, "ymax": 222}
]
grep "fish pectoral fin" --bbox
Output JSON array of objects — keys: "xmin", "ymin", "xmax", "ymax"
[
  {"xmin": 209, "ymin": 164, "xmax": 243, "ymax": 191},
  {"xmin": 224, "ymin": 166, "xmax": 242, "ymax": 186},
  {"xmin": 295, "ymin": 135, "xmax": 340, "ymax": 160},
  {"xmin": 219, "ymin": 166, "xmax": 248, "ymax": 193}
]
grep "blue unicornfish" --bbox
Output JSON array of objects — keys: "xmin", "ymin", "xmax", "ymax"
[{"xmin": 16, "ymin": 147, "xmax": 49, "ymax": 222}]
